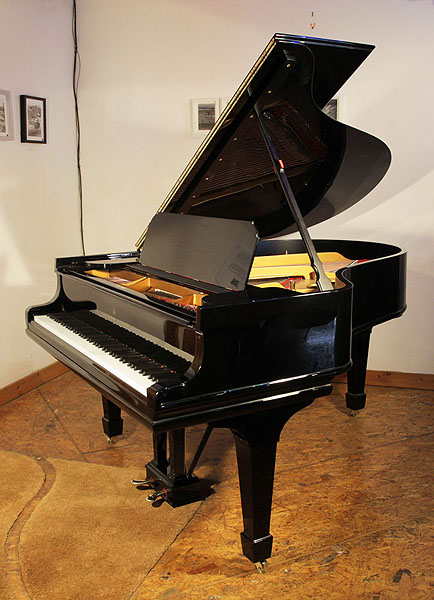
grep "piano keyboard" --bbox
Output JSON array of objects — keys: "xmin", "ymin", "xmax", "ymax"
[{"xmin": 33, "ymin": 311, "xmax": 190, "ymax": 394}]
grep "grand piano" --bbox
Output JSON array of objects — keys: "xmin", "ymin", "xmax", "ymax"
[{"xmin": 26, "ymin": 34, "xmax": 406, "ymax": 568}]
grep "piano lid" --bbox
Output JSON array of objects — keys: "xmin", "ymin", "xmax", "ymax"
[{"xmin": 136, "ymin": 34, "xmax": 391, "ymax": 246}]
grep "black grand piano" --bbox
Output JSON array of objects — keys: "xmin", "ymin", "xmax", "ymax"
[{"xmin": 27, "ymin": 34, "xmax": 406, "ymax": 568}]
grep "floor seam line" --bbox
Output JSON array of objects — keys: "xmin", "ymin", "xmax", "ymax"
[
  {"xmin": 4, "ymin": 457, "xmax": 57, "ymax": 600},
  {"xmin": 37, "ymin": 389, "xmax": 90, "ymax": 462},
  {"xmin": 128, "ymin": 501, "xmax": 204, "ymax": 599}
]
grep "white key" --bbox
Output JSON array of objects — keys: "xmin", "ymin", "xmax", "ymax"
[{"xmin": 33, "ymin": 315, "xmax": 155, "ymax": 394}]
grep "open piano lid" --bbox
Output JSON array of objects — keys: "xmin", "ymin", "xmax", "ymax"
[{"xmin": 137, "ymin": 33, "xmax": 391, "ymax": 245}]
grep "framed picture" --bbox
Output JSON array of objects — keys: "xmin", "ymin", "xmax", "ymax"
[
  {"xmin": 323, "ymin": 97, "xmax": 340, "ymax": 120},
  {"xmin": 191, "ymin": 98, "xmax": 219, "ymax": 134},
  {"xmin": 20, "ymin": 95, "xmax": 47, "ymax": 143},
  {"xmin": 0, "ymin": 90, "xmax": 14, "ymax": 141}
]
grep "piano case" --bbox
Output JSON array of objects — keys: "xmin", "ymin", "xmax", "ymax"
[{"xmin": 26, "ymin": 33, "xmax": 406, "ymax": 567}]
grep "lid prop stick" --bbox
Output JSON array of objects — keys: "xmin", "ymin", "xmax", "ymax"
[{"xmin": 248, "ymin": 86, "xmax": 333, "ymax": 292}]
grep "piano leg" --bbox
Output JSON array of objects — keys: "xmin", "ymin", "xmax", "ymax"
[
  {"xmin": 153, "ymin": 432, "xmax": 169, "ymax": 474},
  {"xmin": 145, "ymin": 428, "xmax": 202, "ymax": 507},
  {"xmin": 168, "ymin": 429, "xmax": 186, "ymax": 478},
  {"xmin": 227, "ymin": 401, "xmax": 313, "ymax": 564},
  {"xmin": 346, "ymin": 328, "xmax": 372, "ymax": 411},
  {"xmin": 101, "ymin": 396, "xmax": 123, "ymax": 441},
  {"xmin": 232, "ymin": 431, "xmax": 276, "ymax": 564}
]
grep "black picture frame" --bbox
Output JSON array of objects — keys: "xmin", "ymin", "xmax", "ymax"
[
  {"xmin": 0, "ymin": 90, "xmax": 14, "ymax": 141},
  {"xmin": 20, "ymin": 95, "xmax": 47, "ymax": 143}
]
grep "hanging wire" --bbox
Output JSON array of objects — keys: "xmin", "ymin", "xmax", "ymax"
[{"xmin": 72, "ymin": 0, "xmax": 85, "ymax": 254}]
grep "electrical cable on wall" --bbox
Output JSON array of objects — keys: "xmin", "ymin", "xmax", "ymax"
[{"xmin": 72, "ymin": 0, "xmax": 85, "ymax": 254}]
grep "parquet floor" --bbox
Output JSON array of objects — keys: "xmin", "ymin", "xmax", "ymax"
[{"xmin": 1, "ymin": 370, "xmax": 433, "ymax": 599}]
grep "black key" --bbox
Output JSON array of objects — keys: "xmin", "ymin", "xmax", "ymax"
[{"xmin": 49, "ymin": 310, "xmax": 189, "ymax": 386}]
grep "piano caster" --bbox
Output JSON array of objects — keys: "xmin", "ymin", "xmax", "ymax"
[
  {"xmin": 349, "ymin": 409, "xmax": 358, "ymax": 418},
  {"xmin": 256, "ymin": 561, "xmax": 268, "ymax": 574},
  {"xmin": 146, "ymin": 489, "xmax": 167, "ymax": 503},
  {"xmin": 106, "ymin": 437, "xmax": 115, "ymax": 445}
]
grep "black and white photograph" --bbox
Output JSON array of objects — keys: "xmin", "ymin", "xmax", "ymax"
[
  {"xmin": 0, "ymin": 90, "xmax": 13, "ymax": 140},
  {"xmin": 323, "ymin": 96, "xmax": 339, "ymax": 120},
  {"xmin": 191, "ymin": 97, "xmax": 219, "ymax": 133},
  {"xmin": 20, "ymin": 94, "xmax": 46, "ymax": 143}
]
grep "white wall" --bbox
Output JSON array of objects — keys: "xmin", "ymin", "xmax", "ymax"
[
  {"xmin": 76, "ymin": 0, "xmax": 433, "ymax": 374},
  {"xmin": 0, "ymin": 0, "xmax": 80, "ymax": 387},
  {"xmin": 1, "ymin": 0, "xmax": 433, "ymax": 388}
]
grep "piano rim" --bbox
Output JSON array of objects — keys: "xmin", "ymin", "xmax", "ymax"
[{"xmin": 54, "ymin": 263, "xmax": 406, "ymax": 334}]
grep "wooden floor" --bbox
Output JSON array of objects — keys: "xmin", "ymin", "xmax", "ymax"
[{"xmin": 1, "ymin": 370, "xmax": 433, "ymax": 599}]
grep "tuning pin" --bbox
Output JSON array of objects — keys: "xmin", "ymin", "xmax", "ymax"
[{"xmin": 146, "ymin": 489, "xmax": 167, "ymax": 503}]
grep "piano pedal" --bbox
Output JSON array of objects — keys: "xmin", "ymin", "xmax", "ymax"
[
  {"xmin": 131, "ymin": 478, "xmax": 155, "ymax": 487},
  {"xmin": 255, "ymin": 560, "xmax": 268, "ymax": 574},
  {"xmin": 146, "ymin": 489, "xmax": 168, "ymax": 504}
]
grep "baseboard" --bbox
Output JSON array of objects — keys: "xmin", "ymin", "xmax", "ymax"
[
  {"xmin": 334, "ymin": 370, "xmax": 434, "ymax": 391},
  {"xmin": 0, "ymin": 362, "xmax": 69, "ymax": 406}
]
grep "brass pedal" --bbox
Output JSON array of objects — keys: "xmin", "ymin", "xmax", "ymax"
[
  {"xmin": 131, "ymin": 478, "xmax": 155, "ymax": 486},
  {"xmin": 146, "ymin": 489, "xmax": 167, "ymax": 503}
]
